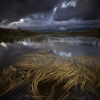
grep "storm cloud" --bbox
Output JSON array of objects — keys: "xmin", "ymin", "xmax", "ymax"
[
  {"xmin": 0, "ymin": 0, "xmax": 61, "ymax": 22},
  {"xmin": 54, "ymin": 0, "xmax": 100, "ymax": 21},
  {"xmin": 0, "ymin": 0, "xmax": 100, "ymax": 30}
]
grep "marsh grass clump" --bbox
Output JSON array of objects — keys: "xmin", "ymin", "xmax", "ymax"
[
  {"xmin": 33, "ymin": 35, "xmax": 47, "ymax": 42},
  {"xmin": 0, "ymin": 50, "xmax": 100, "ymax": 100},
  {"xmin": 50, "ymin": 33, "xmax": 68, "ymax": 37}
]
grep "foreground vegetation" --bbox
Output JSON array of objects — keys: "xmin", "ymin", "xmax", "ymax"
[{"xmin": 0, "ymin": 50, "xmax": 100, "ymax": 100}]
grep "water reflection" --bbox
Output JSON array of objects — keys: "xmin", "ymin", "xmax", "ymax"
[
  {"xmin": 0, "ymin": 42, "xmax": 41, "ymax": 70},
  {"xmin": 0, "ymin": 36, "xmax": 100, "ymax": 69},
  {"xmin": 0, "ymin": 42, "xmax": 8, "ymax": 48}
]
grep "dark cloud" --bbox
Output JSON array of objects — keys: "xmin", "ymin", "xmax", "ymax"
[
  {"xmin": 54, "ymin": 0, "xmax": 100, "ymax": 21},
  {"xmin": 0, "ymin": 0, "xmax": 100, "ymax": 29},
  {"xmin": 0, "ymin": 0, "xmax": 61, "ymax": 23}
]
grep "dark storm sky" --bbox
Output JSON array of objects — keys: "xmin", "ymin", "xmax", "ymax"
[{"xmin": 0, "ymin": 0, "xmax": 100, "ymax": 30}]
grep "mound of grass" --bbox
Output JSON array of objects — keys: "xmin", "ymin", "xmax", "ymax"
[
  {"xmin": 50, "ymin": 33, "xmax": 68, "ymax": 37},
  {"xmin": 0, "ymin": 50, "xmax": 100, "ymax": 100},
  {"xmin": 33, "ymin": 35, "xmax": 47, "ymax": 42}
]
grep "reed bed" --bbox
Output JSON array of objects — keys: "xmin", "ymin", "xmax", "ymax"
[
  {"xmin": 0, "ymin": 50, "xmax": 100, "ymax": 100},
  {"xmin": 33, "ymin": 35, "xmax": 47, "ymax": 42}
]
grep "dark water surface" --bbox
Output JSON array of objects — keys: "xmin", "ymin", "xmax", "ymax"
[{"xmin": 0, "ymin": 36, "xmax": 100, "ymax": 70}]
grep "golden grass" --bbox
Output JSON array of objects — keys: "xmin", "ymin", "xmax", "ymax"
[{"xmin": 0, "ymin": 50, "xmax": 100, "ymax": 100}]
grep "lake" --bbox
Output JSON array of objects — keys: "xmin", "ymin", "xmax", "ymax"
[
  {"xmin": 0, "ymin": 35, "xmax": 100, "ymax": 70},
  {"xmin": 0, "ymin": 35, "xmax": 100, "ymax": 100}
]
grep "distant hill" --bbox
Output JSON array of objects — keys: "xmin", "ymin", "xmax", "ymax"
[
  {"xmin": 86, "ymin": 28, "xmax": 100, "ymax": 33},
  {"xmin": 0, "ymin": 27, "xmax": 100, "ymax": 37},
  {"xmin": 0, "ymin": 27, "xmax": 39, "ymax": 36},
  {"xmin": 36, "ymin": 27, "xmax": 100, "ymax": 33},
  {"xmin": 1, "ymin": 27, "xmax": 100, "ymax": 33}
]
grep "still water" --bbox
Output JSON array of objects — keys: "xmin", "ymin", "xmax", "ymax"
[
  {"xmin": 0, "ymin": 35, "xmax": 100, "ymax": 100},
  {"xmin": 0, "ymin": 36, "xmax": 100, "ymax": 69}
]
